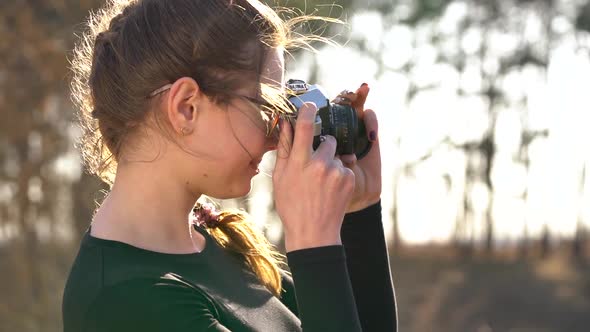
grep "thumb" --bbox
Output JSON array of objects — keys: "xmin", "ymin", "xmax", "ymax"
[
  {"xmin": 340, "ymin": 154, "xmax": 357, "ymax": 168},
  {"xmin": 363, "ymin": 108, "xmax": 378, "ymax": 142}
]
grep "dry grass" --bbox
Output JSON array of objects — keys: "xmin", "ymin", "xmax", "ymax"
[{"xmin": 391, "ymin": 243, "xmax": 590, "ymax": 332}]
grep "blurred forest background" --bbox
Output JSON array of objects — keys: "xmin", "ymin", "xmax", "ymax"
[{"xmin": 1, "ymin": 0, "xmax": 590, "ymax": 331}]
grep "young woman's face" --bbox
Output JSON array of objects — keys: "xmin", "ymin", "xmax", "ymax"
[{"xmin": 178, "ymin": 48, "xmax": 285, "ymax": 199}]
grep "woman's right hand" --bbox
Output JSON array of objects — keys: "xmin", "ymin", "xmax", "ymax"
[{"xmin": 272, "ymin": 102, "xmax": 356, "ymax": 252}]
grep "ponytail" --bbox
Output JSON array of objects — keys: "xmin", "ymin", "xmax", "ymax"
[{"xmin": 194, "ymin": 200, "xmax": 289, "ymax": 298}]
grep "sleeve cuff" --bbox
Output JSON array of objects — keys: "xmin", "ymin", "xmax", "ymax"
[
  {"xmin": 343, "ymin": 200, "xmax": 382, "ymax": 225},
  {"xmin": 286, "ymin": 245, "xmax": 345, "ymax": 265}
]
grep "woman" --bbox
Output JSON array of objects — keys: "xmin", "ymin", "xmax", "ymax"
[{"xmin": 63, "ymin": 0, "xmax": 397, "ymax": 331}]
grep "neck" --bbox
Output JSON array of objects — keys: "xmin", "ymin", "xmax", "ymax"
[{"xmin": 90, "ymin": 159, "xmax": 205, "ymax": 254}]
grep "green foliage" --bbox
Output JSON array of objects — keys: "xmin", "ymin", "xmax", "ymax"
[
  {"xmin": 403, "ymin": 0, "xmax": 452, "ymax": 25},
  {"xmin": 577, "ymin": 2, "xmax": 590, "ymax": 32}
]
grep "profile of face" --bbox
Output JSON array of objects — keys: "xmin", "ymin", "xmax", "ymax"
[{"xmin": 151, "ymin": 48, "xmax": 285, "ymax": 200}]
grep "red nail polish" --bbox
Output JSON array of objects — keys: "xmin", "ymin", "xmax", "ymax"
[{"xmin": 361, "ymin": 83, "xmax": 368, "ymax": 87}]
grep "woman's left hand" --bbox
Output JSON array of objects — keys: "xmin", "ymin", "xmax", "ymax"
[{"xmin": 338, "ymin": 83, "xmax": 381, "ymax": 213}]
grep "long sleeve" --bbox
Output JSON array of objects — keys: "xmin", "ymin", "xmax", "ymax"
[
  {"xmin": 286, "ymin": 245, "xmax": 362, "ymax": 332},
  {"xmin": 341, "ymin": 200, "xmax": 398, "ymax": 332}
]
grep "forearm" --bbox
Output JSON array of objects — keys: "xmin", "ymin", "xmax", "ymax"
[
  {"xmin": 341, "ymin": 200, "xmax": 398, "ymax": 332},
  {"xmin": 286, "ymin": 245, "xmax": 362, "ymax": 332}
]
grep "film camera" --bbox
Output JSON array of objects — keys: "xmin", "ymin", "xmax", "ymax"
[{"xmin": 285, "ymin": 79, "xmax": 372, "ymax": 160}]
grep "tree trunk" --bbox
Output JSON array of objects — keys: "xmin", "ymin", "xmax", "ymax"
[{"xmin": 16, "ymin": 141, "xmax": 42, "ymax": 330}]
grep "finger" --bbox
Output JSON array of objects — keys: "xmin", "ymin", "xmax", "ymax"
[
  {"xmin": 290, "ymin": 102, "xmax": 317, "ymax": 165},
  {"xmin": 335, "ymin": 156, "xmax": 355, "ymax": 189},
  {"xmin": 351, "ymin": 83, "xmax": 369, "ymax": 119},
  {"xmin": 312, "ymin": 135, "xmax": 337, "ymax": 163},
  {"xmin": 332, "ymin": 90, "xmax": 357, "ymax": 105},
  {"xmin": 274, "ymin": 118, "xmax": 293, "ymax": 175},
  {"xmin": 333, "ymin": 155, "xmax": 344, "ymax": 168},
  {"xmin": 340, "ymin": 154, "xmax": 357, "ymax": 168},
  {"xmin": 363, "ymin": 109, "xmax": 379, "ymax": 142}
]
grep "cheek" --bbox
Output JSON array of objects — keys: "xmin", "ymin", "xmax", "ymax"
[
  {"xmin": 228, "ymin": 116, "xmax": 268, "ymax": 155},
  {"xmin": 192, "ymin": 111, "xmax": 243, "ymax": 157}
]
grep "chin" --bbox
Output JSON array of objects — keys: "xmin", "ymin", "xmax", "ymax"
[
  {"xmin": 207, "ymin": 165, "xmax": 258, "ymax": 199},
  {"xmin": 214, "ymin": 181, "xmax": 254, "ymax": 200},
  {"xmin": 237, "ymin": 175, "xmax": 259, "ymax": 198},
  {"xmin": 239, "ymin": 178, "xmax": 256, "ymax": 197}
]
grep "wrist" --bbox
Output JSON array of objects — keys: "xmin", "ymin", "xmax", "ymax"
[
  {"xmin": 346, "ymin": 196, "xmax": 381, "ymax": 214},
  {"xmin": 284, "ymin": 233, "xmax": 342, "ymax": 253}
]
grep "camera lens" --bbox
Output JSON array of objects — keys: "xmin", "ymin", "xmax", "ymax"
[{"xmin": 317, "ymin": 103, "xmax": 372, "ymax": 160}]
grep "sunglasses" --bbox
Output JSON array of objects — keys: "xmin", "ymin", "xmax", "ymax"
[{"xmin": 149, "ymin": 83, "xmax": 283, "ymax": 138}]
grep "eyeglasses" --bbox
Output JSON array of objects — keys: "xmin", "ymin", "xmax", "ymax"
[
  {"xmin": 237, "ymin": 95, "xmax": 281, "ymax": 138},
  {"xmin": 149, "ymin": 83, "xmax": 281, "ymax": 138}
]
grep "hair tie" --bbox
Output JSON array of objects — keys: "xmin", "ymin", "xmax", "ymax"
[{"xmin": 191, "ymin": 202, "xmax": 221, "ymax": 228}]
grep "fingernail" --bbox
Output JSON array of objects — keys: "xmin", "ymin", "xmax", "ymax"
[
  {"xmin": 369, "ymin": 130, "xmax": 376, "ymax": 141},
  {"xmin": 361, "ymin": 83, "xmax": 368, "ymax": 87}
]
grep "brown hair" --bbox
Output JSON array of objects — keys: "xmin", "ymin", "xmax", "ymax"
[{"xmin": 70, "ymin": 0, "xmax": 336, "ymax": 297}]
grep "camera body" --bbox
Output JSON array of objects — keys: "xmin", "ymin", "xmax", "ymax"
[{"xmin": 285, "ymin": 79, "xmax": 372, "ymax": 160}]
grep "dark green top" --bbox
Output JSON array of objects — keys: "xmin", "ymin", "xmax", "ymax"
[{"xmin": 62, "ymin": 201, "xmax": 397, "ymax": 331}]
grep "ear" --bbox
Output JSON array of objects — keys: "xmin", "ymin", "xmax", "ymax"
[{"xmin": 165, "ymin": 77, "xmax": 202, "ymax": 135}]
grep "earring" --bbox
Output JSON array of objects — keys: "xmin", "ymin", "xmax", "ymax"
[{"xmin": 180, "ymin": 127, "xmax": 192, "ymax": 135}]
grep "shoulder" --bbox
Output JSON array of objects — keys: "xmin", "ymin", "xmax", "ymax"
[{"xmin": 83, "ymin": 274, "xmax": 222, "ymax": 332}]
